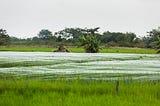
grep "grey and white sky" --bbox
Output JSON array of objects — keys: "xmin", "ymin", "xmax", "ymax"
[{"xmin": 0, "ymin": 0, "xmax": 160, "ymax": 38}]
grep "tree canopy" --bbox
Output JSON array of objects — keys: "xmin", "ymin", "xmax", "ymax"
[
  {"xmin": 1, "ymin": 27, "xmax": 160, "ymax": 50},
  {"xmin": 38, "ymin": 29, "xmax": 53, "ymax": 40},
  {"xmin": 80, "ymin": 27, "xmax": 100, "ymax": 53},
  {"xmin": 0, "ymin": 29, "xmax": 10, "ymax": 45},
  {"xmin": 143, "ymin": 27, "xmax": 160, "ymax": 48}
]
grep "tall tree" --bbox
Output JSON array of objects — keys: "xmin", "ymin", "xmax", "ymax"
[
  {"xmin": 144, "ymin": 27, "xmax": 160, "ymax": 48},
  {"xmin": 156, "ymin": 37, "xmax": 160, "ymax": 49},
  {"xmin": 156, "ymin": 36, "xmax": 160, "ymax": 53},
  {"xmin": 0, "ymin": 29, "xmax": 10, "ymax": 45},
  {"xmin": 38, "ymin": 29, "xmax": 53, "ymax": 40}
]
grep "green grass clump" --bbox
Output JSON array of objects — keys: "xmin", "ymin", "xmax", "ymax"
[{"xmin": 0, "ymin": 79, "xmax": 160, "ymax": 106}]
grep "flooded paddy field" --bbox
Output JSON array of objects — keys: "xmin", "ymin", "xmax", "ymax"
[{"xmin": 0, "ymin": 52, "xmax": 160, "ymax": 80}]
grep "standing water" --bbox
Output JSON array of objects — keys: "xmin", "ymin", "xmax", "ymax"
[{"xmin": 0, "ymin": 52, "xmax": 160, "ymax": 80}]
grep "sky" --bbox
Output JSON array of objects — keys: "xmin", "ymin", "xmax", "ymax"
[{"xmin": 0, "ymin": 0, "xmax": 160, "ymax": 38}]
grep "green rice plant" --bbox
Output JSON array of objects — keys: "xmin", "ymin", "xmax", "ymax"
[
  {"xmin": 0, "ymin": 61, "xmax": 64, "ymax": 68},
  {"xmin": 0, "ymin": 79, "xmax": 160, "ymax": 106}
]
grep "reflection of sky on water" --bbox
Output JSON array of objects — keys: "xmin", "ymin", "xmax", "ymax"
[{"xmin": 0, "ymin": 52, "xmax": 160, "ymax": 80}]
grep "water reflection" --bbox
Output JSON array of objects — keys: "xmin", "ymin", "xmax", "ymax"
[{"xmin": 0, "ymin": 52, "xmax": 160, "ymax": 80}]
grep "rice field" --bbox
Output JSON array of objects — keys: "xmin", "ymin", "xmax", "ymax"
[
  {"xmin": 0, "ymin": 52, "xmax": 160, "ymax": 80},
  {"xmin": 0, "ymin": 52, "xmax": 160, "ymax": 106},
  {"xmin": 0, "ymin": 80, "xmax": 160, "ymax": 106}
]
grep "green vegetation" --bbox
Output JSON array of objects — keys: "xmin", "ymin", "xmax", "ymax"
[
  {"xmin": 144, "ymin": 27, "xmax": 160, "ymax": 49},
  {"xmin": 0, "ymin": 61, "xmax": 63, "ymax": 68},
  {"xmin": 80, "ymin": 27, "xmax": 100, "ymax": 53},
  {"xmin": 156, "ymin": 36, "xmax": 160, "ymax": 53},
  {"xmin": 1, "ymin": 27, "xmax": 160, "ymax": 53},
  {"xmin": 0, "ymin": 48, "xmax": 159, "ymax": 105},
  {"xmin": 100, "ymin": 47, "xmax": 156, "ymax": 54},
  {"xmin": 0, "ymin": 46, "xmax": 156, "ymax": 54},
  {"xmin": 0, "ymin": 29, "xmax": 10, "ymax": 45},
  {"xmin": 81, "ymin": 34, "xmax": 100, "ymax": 53},
  {"xmin": 0, "ymin": 46, "xmax": 55, "ymax": 52},
  {"xmin": 0, "ymin": 27, "xmax": 159, "ymax": 106},
  {"xmin": 0, "ymin": 79, "xmax": 160, "ymax": 106}
]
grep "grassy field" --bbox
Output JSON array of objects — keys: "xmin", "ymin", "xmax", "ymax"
[
  {"xmin": 0, "ymin": 79, "xmax": 160, "ymax": 106},
  {"xmin": 0, "ymin": 46, "xmax": 157, "ymax": 54}
]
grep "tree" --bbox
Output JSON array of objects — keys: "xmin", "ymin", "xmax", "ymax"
[
  {"xmin": 156, "ymin": 36, "xmax": 160, "ymax": 49},
  {"xmin": 80, "ymin": 27, "xmax": 100, "ymax": 53},
  {"xmin": 54, "ymin": 28, "xmax": 88, "ymax": 45},
  {"xmin": 101, "ymin": 31, "xmax": 138, "ymax": 47},
  {"xmin": 55, "ymin": 28, "xmax": 87, "ymax": 39},
  {"xmin": 156, "ymin": 36, "xmax": 160, "ymax": 53},
  {"xmin": 0, "ymin": 29, "xmax": 10, "ymax": 45},
  {"xmin": 144, "ymin": 27, "xmax": 160, "ymax": 48},
  {"xmin": 38, "ymin": 29, "xmax": 53, "ymax": 40},
  {"xmin": 85, "ymin": 27, "xmax": 100, "ymax": 35}
]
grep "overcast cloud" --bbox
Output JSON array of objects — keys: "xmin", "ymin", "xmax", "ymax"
[{"xmin": 0, "ymin": 0, "xmax": 160, "ymax": 38}]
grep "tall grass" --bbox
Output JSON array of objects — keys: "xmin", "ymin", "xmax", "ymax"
[{"xmin": 0, "ymin": 79, "xmax": 160, "ymax": 106}]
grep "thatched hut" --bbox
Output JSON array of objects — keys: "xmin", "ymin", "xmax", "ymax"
[{"xmin": 53, "ymin": 45, "xmax": 70, "ymax": 52}]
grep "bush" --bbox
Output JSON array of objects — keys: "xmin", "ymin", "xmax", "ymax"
[{"xmin": 80, "ymin": 34, "xmax": 100, "ymax": 53}]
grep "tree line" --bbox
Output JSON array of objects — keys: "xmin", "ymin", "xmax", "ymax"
[{"xmin": 0, "ymin": 27, "xmax": 160, "ymax": 50}]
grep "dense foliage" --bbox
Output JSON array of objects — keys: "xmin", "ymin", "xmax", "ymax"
[
  {"xmin": 0, "ymin": 29, "xmax": 10, "ymax": 45},
  {"xmin": 143, "ymin": 27, "xmax": 160, "ymax": 48},
  {"xmin": 0, "ymin": 79, "xmax": 160, "ymax": 106},
  {"xmin": 80, "ymin": 34, "xmax": 100, "ymax": 53},
  {"xmin": 99, "ymin": 31, "xmax": 141, "ymax": 47},
  {"xmin": 1, "ymin": 27, "xmax": 160, "ymax": 50},
  {"xmin": 80, "ymin": 27, "xmax": 100, "ymax": 53}
]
